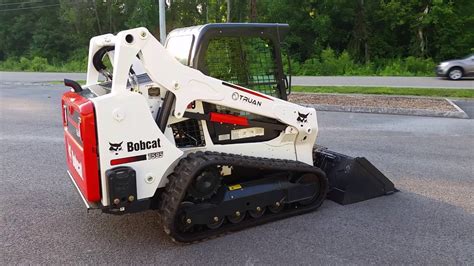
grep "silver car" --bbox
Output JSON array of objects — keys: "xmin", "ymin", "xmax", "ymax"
[{"xmin": 436, "ymin": 54, "xmax": 474, "ymax": 80}]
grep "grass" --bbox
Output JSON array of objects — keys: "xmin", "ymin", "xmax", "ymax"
[
  {"xmin": 0, "ymin": 56, "xmax": 87, "ymax": 72},
  {"xmin": 292, "ymin": 86, "xmax": 474, "ymax": 98}
]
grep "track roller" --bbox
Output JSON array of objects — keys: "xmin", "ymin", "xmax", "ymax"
[{"xmin": 159, "ymin": 151, "xmax": 328, "ymax": 243}]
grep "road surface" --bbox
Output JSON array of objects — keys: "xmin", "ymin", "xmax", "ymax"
[
  {"xmin": 1, "ymin": 71, "xmax": 473, "ymax": 89},
  {"xmin": 1, "ymin": 76, "xmax": 473, "ymax": 264},
  {"xmin": 1, "ymin": 71, "xmax": 86, "ymax": 83},
  {"xmin": 292, "ymin": 76, "xmax": 474, "ymax": 89}
]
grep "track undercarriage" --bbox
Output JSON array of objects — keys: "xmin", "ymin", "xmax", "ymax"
[{"xmin": 159, "ymin": 152, "xmax": 328, "ymax": 243}]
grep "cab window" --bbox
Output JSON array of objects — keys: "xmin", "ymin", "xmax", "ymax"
[
  {"xmin": 165, "ymin": 35, "xmax": 194, "ymax": 66},
  {"xmin": 203, "ymin": 36, "xmax": 280, "ymax": 98}
]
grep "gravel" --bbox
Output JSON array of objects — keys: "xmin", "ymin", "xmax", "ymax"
[{"xmin": 289, "ymin": 93, "xmax": 458, "ymax": 112}]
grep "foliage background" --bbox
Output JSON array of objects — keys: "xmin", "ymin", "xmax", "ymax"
[{"xmin": 0, "ymin": 0, "xmax": 473, "ymax": 75}]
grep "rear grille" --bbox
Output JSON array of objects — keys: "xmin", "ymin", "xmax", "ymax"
[{"xmin": 171, "ymin": 119, "xmax": 206, "ymax": 148}]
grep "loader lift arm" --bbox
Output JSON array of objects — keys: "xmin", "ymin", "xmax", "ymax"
[{"xmin": 87, "ymin": 27, "xmax": 318, "ymax": 164}]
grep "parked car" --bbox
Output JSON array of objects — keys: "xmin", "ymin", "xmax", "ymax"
[{"xmin": 436, "ymin": 54, "xmax": 474, "ymax": 80}]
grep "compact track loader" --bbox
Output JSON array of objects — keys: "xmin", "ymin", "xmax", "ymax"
[{"xmin": 62, "ymin": 24, "xmax": 396, "ymax": 243}]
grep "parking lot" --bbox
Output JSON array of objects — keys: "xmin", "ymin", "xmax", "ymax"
[{"xmin": 1, "ymin": 74, "xmax": 473, "ymax": 264}]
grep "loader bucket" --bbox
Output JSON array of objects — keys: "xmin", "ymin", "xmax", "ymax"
[{"xmin": 314, "ymin": 147, "xmax": 397, "ymax": 205}]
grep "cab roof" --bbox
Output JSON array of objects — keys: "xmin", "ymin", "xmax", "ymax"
[{"xmin": 166, "ymin": 23, "xmax": 290, "ymax": 44}]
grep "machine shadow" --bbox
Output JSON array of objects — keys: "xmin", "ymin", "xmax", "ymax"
[{"xmin": 80, "ymin": 188, "xmax": 472, "ymax": 265}]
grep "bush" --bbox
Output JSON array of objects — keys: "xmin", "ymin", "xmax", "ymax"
[
  {"xmin": 30, "ymin": 57, "xmax": 49, "ymax": 71},
  {"xmin": 298, "ymin": 48, "xmax": 358, "ymax": 76},
  {"xmin": 61, "ymin": 49, "xmax": 88, "ymax": 72},
  {"xmin": 0, "ymin": 57, "xmax": 20, "ymax": 70},
  {"xmin": 300, "ymin": 58, "xmax": 320, "ymax": 75},
  {"xmin": 405, "ymin": 56, "xmax": 435, "ymax": 75},
  {"xmin": 0, "ymin": 47, "xmax": 435, "ymax": 77},
  {"xmin": 283, "ymin": 56, "xmax": 301, "ymax": 76},
  {"xmin": 0, "ymin": 56, "xmax": 51, "ymax": 72},
  {"xmin": 19, "ymin": 57, "xmax": 30, "ymax": 70},
  {"xmin": 0, "ymin": 52, "xmax": 87, "ymax": 72},
  {"xmin": 377, "ymin": 57, "xmax": 435, "ymax": 76},
  {"xmin": 345, "ymin": 62, "xmax": 374, "ymax": 75},
  {"xmin": 288, "ymin": 47, "xmax": 435, "ymax": 76}
]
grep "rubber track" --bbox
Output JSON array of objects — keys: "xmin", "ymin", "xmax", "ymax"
[{"xmin": 159, "ymin": 151, "xmax": 328, "ymax": 243}]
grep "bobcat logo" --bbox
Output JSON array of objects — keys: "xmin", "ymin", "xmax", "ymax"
[
  {"xmin": 109, "ymin": 142, "xmax": 123, "ymax": 155},
  {"xmin": 297, "ymin": 112, "xmax": 309, "ymax": 123}
]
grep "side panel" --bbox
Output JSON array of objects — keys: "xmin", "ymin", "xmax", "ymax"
[{"xmin": 91, "ymin": 92, "xmax": 183, "ymax": 206}]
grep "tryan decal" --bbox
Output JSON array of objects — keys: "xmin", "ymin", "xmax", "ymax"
[
  {"xmin": 222, "ymin": 81, "xmax": 273, "ymax": 101},
  {"xmin": 127, "ymin": 138, "xmax": 161, "ymax": 152},
  {"xmin": 231, "ymin": 92, "xmax": 262, "ymax": 107},
  {"xmin": 297, "ymin": 112, "xmax": 309, "ymax": 123}
]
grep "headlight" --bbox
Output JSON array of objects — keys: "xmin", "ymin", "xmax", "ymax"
[{"xmin": 439, "ymin": 62, "xmax": 449, "ymax": 67}]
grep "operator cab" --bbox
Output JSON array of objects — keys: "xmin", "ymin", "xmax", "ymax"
[{"xmin": 165, "ymin": 23, "xmax": 290, "ymax": 100}]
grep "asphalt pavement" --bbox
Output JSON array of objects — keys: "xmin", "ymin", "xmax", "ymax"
[
  {"xmin": 1, "ymin": 76, "xmax": 473, "ymax": 264},
  {"xmin": 0, "ymin": 71, "xmax": 86, "ymax": 83}
]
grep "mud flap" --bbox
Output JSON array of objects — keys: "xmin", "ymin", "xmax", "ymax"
[{"xmin": 314, "ymin": 147, "xmax": 397, "ymax": 205}]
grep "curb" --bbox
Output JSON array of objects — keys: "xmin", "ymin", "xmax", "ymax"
[
  {"xmin": 445, "ymin": 98, "xmax": 470, "ymax": 117},
  {"xmin": 299, "ymin": 102, "xmax": 469, "ymax": 119}
]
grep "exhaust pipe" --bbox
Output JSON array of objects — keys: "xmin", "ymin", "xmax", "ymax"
[{"xmin": 314, "ymin": 147, "xmax": 397, "ymax": 205}]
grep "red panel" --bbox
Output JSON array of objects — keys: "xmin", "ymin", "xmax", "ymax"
[
  {"xmin": 62, "ymin": 92, "xmax": 101, "ymax": 202},
  {"xmin": 210, "ymin": 112, "xmax": 249, "ymax": 126}
]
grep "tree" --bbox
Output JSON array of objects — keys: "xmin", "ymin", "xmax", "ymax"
[
  {"xmin": 0, "ymin": 0, "xmax": 473, "ymax": 67},
  {"xmin": 348, "ymin": 0, "xmax": 369, "ymax": 63}
]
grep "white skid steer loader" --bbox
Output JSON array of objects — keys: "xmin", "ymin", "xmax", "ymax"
[{"xmin": 62, "ymin": 24, "xmax": 396, "ymax": 243}]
